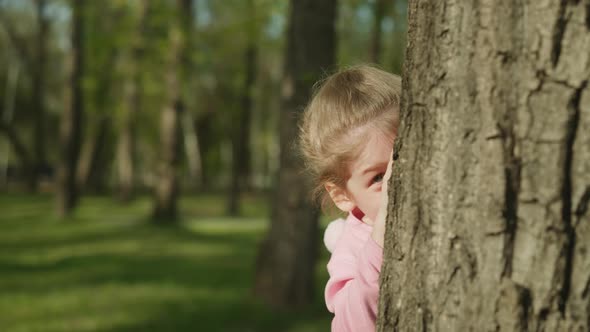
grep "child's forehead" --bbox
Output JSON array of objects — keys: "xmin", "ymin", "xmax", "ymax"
[
  {"xmin": 349, "ymin": 130, "xmax": 394, "ymax": 173},
  {"xmin": 349, "ymin": 125, "xmax": 395, "ymax": 149},
  {"xmin": 347, "ymin": 122, "xmax": 395, "ymax": 142}
]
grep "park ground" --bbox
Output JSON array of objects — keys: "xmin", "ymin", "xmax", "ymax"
[{"xmin": 0, "ymin": 193, "xmax": 332, "ymax": 332}]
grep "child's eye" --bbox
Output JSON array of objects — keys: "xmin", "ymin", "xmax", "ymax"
[{"xmin": 371, "ymin": 173, "xmax": 385, "ymax": 184}]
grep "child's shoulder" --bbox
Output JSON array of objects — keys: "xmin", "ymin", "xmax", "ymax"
[
  {"xmin": 324, "ymin": 218, "xmax": 346, "ymax": 253},
  {"xmin": 323, "ymin": 213, "xmax": 372, "ymax": 253}
]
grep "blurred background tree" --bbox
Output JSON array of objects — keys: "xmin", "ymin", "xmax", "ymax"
[
  {"xmin": 253, "ymin": 0, "xmax": 337, "ymax": 308},
  {"xmin": 0, "ymin": 0, "xmax": 407, "ymax": 330}
]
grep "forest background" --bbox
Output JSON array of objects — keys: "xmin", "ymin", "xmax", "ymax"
[{"xmin": 0, "ymin": 1, "xmax": 407, "ymax": 331}]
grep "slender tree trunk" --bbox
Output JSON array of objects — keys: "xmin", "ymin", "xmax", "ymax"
[
  {"xmin": 389, "ymin": 0, "xmax": 405, "ymax": 74},
  {"xmin": 378, "ymin": 0, "xmax": 590, "ymax": 330},
  {"xmin": 179, "ymin": 0, "xmax": 203, "ymax": 192},
  {"xmin": 196, "ymin": 111, "xmax": 213, "ymax": 189},
  {"xmin": 228, "ymin": 0, "xmax": 257, "ymax": 215},
  {"xmin": 0, "ymin": 62, "xmax": 25, "ymax": 186},
  {"xmin": 77, "ymin": 114, "xmax": 110, "ymax": 193},
  {"xmin": 56, "ymin": 0, "xmax": 84, "ymax": 217},
  {"xmin": 117, "ymin": 71, "xmax": 140, "ymax": 201},
  {"xmin": 0, "ymin": 123, "xmax": 31, "ymax": 181},
  {"xmin": 30, "ymin": 0, "xmax": 49, "ymax": 191},
  {"xmin": 117, "ymin": 115, "xmax": 136, "ymax": 201},
  {"xmin": 369, "ymin": 0, "xmax": 387, "ymax": 64},
  {"xmin": 152, "ymin": 1, "xmax": 187, "ymax": 222},
  {"xmin": 117, "ymin": 0, "xmax": 149, "ymax": 202},
  {"xmin": 78, "ymin": 42, "xmax": 118, "ymax": 193},
  {"xmin": 182, "ymin": 112, "xmax": 202, "ymax": 190},
  {"xmin": 152, "ymin": 99, "xmax": 181, "ymax": 222},
  {"xmin": 253, "ymin": 0, "xmax": 337, "ymax": 307}
]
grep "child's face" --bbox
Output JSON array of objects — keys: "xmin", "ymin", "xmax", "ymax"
[{"xmin": 345, "ymin": 131, "xmax": 394, "ymax": 222}]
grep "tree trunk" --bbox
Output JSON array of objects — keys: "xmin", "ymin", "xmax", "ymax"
[
  {"xmin": 182, "ymin": 111, "xmax": 203, "ymax": 190},
  {"xmin": 378, "ymin": 0, "xmax": 590, "ymax": 331},
  {"xmin": 79, "ymin": 40, "xmax": 119, "ymax": 194},
  {"xmin": 30, "ymin": 0, "xmax": 49, "ymax": 191},
  {"xmin": 227, "ymin": 0, "xmax": 257, "ymax": 216},
  {"xmin": 56, "ymin": 0, "xmax": 84, "ymax": 217},
  {"xmin": 116, "ymin": 121, "xmax": 134, "ymax": 201},
  {"xmin": 389, "ymin": 0, "xmax": 405, "ymax": 74},
  {"xmin": 369, "ymin": 0, "xmax": 387, "ymax": 64},
  {"xmin": 152, "ymin": 1, "xmax": 186, "ymax": 223},
  {"xmin": 179, "ymin": 0, "xmax": 203, "ymax": 192},
  {"xmin": 0, "ymin": 123, "xmax": 32, "ymax": 182},
  {"xmin": 152, "ymin": 100, "xmax": 181, "ymax": 222},
  {"xmin": 117, "ymin": 0, "xmax": 149, "ymax": 202},
  {"xmin": 195, "ymin": 111, "xmax": 214, "ymax": 189},
  {"xmin": 76, "ymin": 115, "xmax": 109, "ymax": 192},
  {"xmin": 253, "ymin": 0, "xmax": 337, "ymax": 308},
  {"xmin": 0, "ymin": 62, "xmax": 27, "ymax": 187}
]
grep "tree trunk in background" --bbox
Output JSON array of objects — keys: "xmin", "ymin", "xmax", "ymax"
[
  {"xmin": 117, "ymin": 0, "xmax": 149, "ymax": 202},
  {"xmin": 369, "ymin": 0, "xmax": 387, "ymax": 64},
  {"xmin": 152, "ymin": 1, "xmax": 186, "ymax": 222},
  {"xmin": 152, "ymin": 99, "xmax": 181, "ymax": 222},
  {"xmin": 76, "ymin": 115, "xmax": 108, "ymax": 192},
  {"xmin": 0, "ymin": 63, "xmax": 29, "ymax": 186},
  {"xmin": 0, "ymin": 122, "xmax": 32, "ymax": 182},
  {"xmin": 56, "ymin": 0, "xmax": 84, "ymax": 217},
  {"xmin": 182, "ymin": 112, "xmax": 202, "ymax": 190},
  {"xmin": 30, "ymin": 0, "xmax": 48, "ymax": 191},
  {"xmin": 227, "ymin": 0, "xmax": 257, "ymax": 216},
  {"xmin": 254, "ymin": 0, "xmax": 337, "ymax": 307},
  {"xmin": 195, "ymin": 111, "xmax": 214, "ymax": 189},
  {"xmin": 179, "ymin": 0, "xmax": 203, "ymax": 192},
  {"xmin": 78, "ymin": 40, "xmax": 119, "ymax": 193},
  {"xmin": 116, "ymin": 114, "xmax": 135, "ymax": 201},
  {"xmin": 0, "ymin": 3, "xmax": 40, "ymax": 189},
  {"xmin": 378, "ymin": 0, "xmax": 590, "ymax": 330},
  {"xmin": 389, "ymin": 0, "xmax": 405, "ymax": 74},
  {"xmin": 77, "ymin": 115, "xmax": 112, "ymax": 193}
]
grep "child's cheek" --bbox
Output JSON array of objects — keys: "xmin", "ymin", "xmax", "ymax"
[
  {"xmin": 366, "ymin": 192, "xmax": 382, "ymax": 221},
  {"xmin": 374, "ymin": 183, "xmax": 383, "ymax": 192}
]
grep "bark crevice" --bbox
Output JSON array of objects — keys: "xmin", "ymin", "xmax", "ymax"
[
  {"xmin": 551, "ymin": 0, "xmax": 570, "ymax": 67},
  {"xmin": 559, "ymin": 80, "xmax": 588, "ymax": 315},
  {"xmin": 574, "ymin": 186, "xmax": 590, "ymax": 222},
  {"xmin": 499, "ymin": 120, "xmax": 521, "ymax": 278}
]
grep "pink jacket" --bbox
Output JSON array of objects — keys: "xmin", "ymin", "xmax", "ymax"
[{"xmin": 324, "ymin": 212, "xmax": 383, "ymax": 332}]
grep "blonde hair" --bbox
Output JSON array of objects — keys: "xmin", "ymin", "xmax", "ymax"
[{"xmin": 299, "ymin": 64, "xmax": 401, "ymax": 209}]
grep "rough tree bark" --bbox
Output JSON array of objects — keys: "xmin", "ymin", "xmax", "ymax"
[
  {"xmin": 378, "ymin": 0, "xmax": 590, "ymax": 331},
  {"xmin": 253, "ymin": 0, "xmax": 337, "ymax": 307},
  {"xmin": 56, "ymin": 0, "xmax": 85, "ymax": 217}
]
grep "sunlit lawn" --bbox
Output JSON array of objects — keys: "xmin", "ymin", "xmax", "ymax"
[{"xmin": 0, "ymin": 193, "xmax": 332, "ymax": 332}]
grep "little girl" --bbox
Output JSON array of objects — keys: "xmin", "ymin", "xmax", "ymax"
[{"xmin": 299, "ymin": 65, "xmax": 401, "ymax": 331}]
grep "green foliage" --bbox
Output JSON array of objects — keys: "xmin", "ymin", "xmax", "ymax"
[
  {"xmin": 0, "ymin": 193, "xmax": 332, "ymax": 331},
  {"xmin": 338, "ymin": 0, "xmax": 407, "ymax": 73},
  {"xmin": 0, "ymin": 0, "xmax": 407, "ymax": 191}
]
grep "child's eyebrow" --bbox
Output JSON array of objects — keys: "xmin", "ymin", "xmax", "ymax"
[{"xmin": 361, "ymin": 162, "xmax": 387, "ymax": 175}]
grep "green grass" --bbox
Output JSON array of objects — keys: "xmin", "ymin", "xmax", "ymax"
[{"xmin": 0, "ymin": 193, "xmax": 332, "ymax": 332}]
